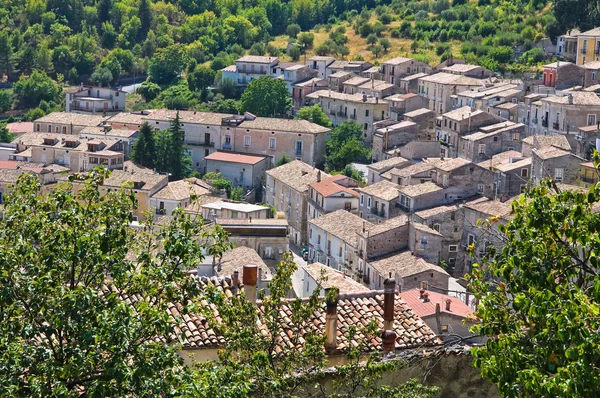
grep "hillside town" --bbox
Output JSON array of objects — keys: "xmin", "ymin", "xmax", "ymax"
[{"xmin": 3, "ymin": 25, "xmax": 600, "ymax": 396}]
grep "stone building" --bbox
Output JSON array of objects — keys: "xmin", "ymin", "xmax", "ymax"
[
  {"xmin": 541, "ymin": 62, "xmax": 584, "ymax": 89},
  {"xmin": 265, "ymin": 160, "xmax": 328, "ymax": 246},
  {"xmin": 66, "ymin": 85, "xmax": 126, "ymax": 114},
  {"xmin": 372, "ymin": 121, "xmax": 420, "ymax": 162},
  {"xmin": 526, "ymin": 92, "xmax": 600, "ymax": 136},
  {"xmin": 307, "ymin": 174, "xmax": 360, "ymax": 220},
  {"xmin": 149, "ymin": 178, "xmax": 212, "ymax": 216},
  {"xmin": 478, "ymin": 151, "xmax": 532, "ymax": 200},
  {"xmin": 440, "ymin": 63, "xmax": 493, "ymax": 78},
  {"xmin": 531, "ymin": 146, "xmax": 585, "ymax": 186},
  {"xmin": 204, "ymin": 152, "xmax": 270, "ymax": 191},
  {"xmin": 34, "ymin": 112, "xmax": 108, "ymax": 135},
  {"xmin": 358, "ymin": 180, "xmax": 403, "ymax": 221},
  {"xmin": 457, "ymin": 122, "xmax": 525, "ymax": 162},
  {"xmin": 418, "ymin": 73, "xmax": 486, "ymax": 114},
  {"xmin": 293, "ymin": 262, "xmax": 368, "ymax": 298},
  {"xmin": 305, "ymin": 56, "xmax": 336, "ymax": 79},
  {"xmin": 366, "ymin": 157, "xmax": 411, "ymax": 185},
  {"xmin": 381, "ymin": 57, "xmax": 431, "ymax": 85},
  {"xmin": 386, "ymin": 94, "xmax": 430, "ymax": 122}
]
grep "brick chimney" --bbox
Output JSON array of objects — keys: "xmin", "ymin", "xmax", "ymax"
[
  {"xmin": 325, "ymin": 290, "xmax": 339, "ymax": 351},
  {"xmin": 231, "ymin": 271, "xmax": 239, "ymax": 295},
  {"xmin": 423, "ymin": 292, "xmax": 430, "ymax": 303},
  {"xmin": 243, "ymin": 264, "xmax": 258, "ymax": 305},
  {"xmin": 445, "ymin": 298, "xmax": 452, "ymax": 311},
  {"xmin": 317, "ymin": 170, "xmax": 321, "ymax": 182},
  {"xmin": 419, "ymin": 288, "xmax": 425, "ymax": 299},
  {"xmin": 382, "ymin": 275, "xmax": 397, "ymax": 355}
]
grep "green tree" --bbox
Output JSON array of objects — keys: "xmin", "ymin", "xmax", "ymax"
[
  {"xmin": 230, "ymin": 186, "xmax": 244, "ymax": 201},
  {"xmin": 149, "ymin": 44, "xmax": 189, "ymax": 85},
  {"xmin": 13, "ymin": 70, "xmax": 62, "ymax": 109},
  {"xmin": 325, "ymin": 121, "xmax": 371, "ymax": 171},
  {"xmin": 286, "ymin": 23, "xmax": 301, "ymax": 38},
  {"xmin": 131, "ymin": 122, "xmax": 157, "ymax": 168},
  {"xmin": 275, "ymin": 154, "xmax": 292, "ymax": 166},
  {"xmin": 342, "ymin": 164, "xmax": 364, "ymax": 183},
  {"xmin": 0, "ymin": 90, "xmax": 12, "ymax": 113},
  {"xmin": 162, "ymin": 112, "xmax": 191, "ymax": 180},
  {"xmin": 0, "ymin": 123, "xmax": 14, "ymax": 143},
  {"xmin": 138, "ymin": 0, "xmax": 152, "ymax": 40},
  {"xmin": 240, "ymin": 76, "xmax": 289, "ymax": 117},
  {"xmin": 0, "ymin": 169, "xmax": 230, "ymax": 396},
  {"xmin": 287, "ymin": 45, "xmax": 302, "ymax": 61},
  {"xmin": 249, "ymin": 42, "xmax": 265, "ymax": 56},
  {"xmin": 296, "ymin": 104, "xmax": 332, "ymax": 127},
  {"xmin": 379, "ymin": 37, "xmax": 391, "ymax": 53},
  {"xmin": 366, "ymin": 33, "xmax": 378, "ymax": 45},
  {"xmin": 0, "ymin": 31, "xmax": 16, "ymax": 81},
  {"xmin": 137, "ymin": 81, "xmax": 161, "ymax": 102},
  {"xmin": 90, "ymin": 67, "xmax": 113, "ymax": 87},
  {"xmin": 24, "ymin": 107, "xmax": 45, "ymax": 121},
  {"xmin": 371, "ymin": 44, "xmax": 383, "ymax": 57},
  {"xmin": 210, "ymin": 98, "xmax": 239, "ymax": 113},
  {"xmin": 187, "ymin": 65, "xmax": 216, "ymax": 93},
  {"xmin": 469, "ymin": 172, "xmax": 600, "ymax": 397},
  {"xmin": 298, "ymin": 32, "xmax": 315, "ymax": 49}
]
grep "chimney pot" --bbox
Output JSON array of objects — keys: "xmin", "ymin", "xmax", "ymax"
[
  {"xmin": 419, "ymin": 288, "xmax": 425, "ymax": 299},
  {"xmin": 381, "ymin": 329, "xmax": 397, "ymax": 356},
  {"xmin": 423, "ymin": 292, "xmax": 430, "ymax": 302},
  {"xmin": 383, "ymin": 276, "xmax": 396, "ymax": 331},
  {"xmin": 325, "ymin": 290, "xmax": 339, "ymax": 351},
  {"xmin": 445, "ymin": 298, "xmax": 452, "ymax": 311},
  {"xmin": 243, "ymin": 264, "xmax": 258, "ymax": 305}
]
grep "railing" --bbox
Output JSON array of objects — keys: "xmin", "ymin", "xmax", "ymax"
[
  {"xmin": 390, "ymin": 107, "xmax": 403, "ymax": 114},
  {"xmin": 223, "ymin": 143, "xmax": 232, "ymax": 150},
  {"xmin": 337, "ymin": 111, "xmax": 346, "ymax": 117},
  {"xmin": 329, "ymin": 109, "xmax": 336, "ymax": 115},
  {"xmin": 581, "ymin": 176, "xmax": 597, "ymax": 184},
  {"xmin": 70, "ymin": 105, "xmax": 111, "ymax": 113},
  {"xmin": 582, "ymin": 48, "xmax": 588, "ymax": 54},
  {"xmin": 542, "ymin": 118, "xmax": 548, "ymax": 127},
  {"xmin": 187, "ymin": 140, "xmax": 215, "ymax": 147},
  {"xmin": 553, "ymin": 122, "xmax": 560, "ymax": 130},
  {"xmin": 349, "ymin": 113, "xmax": 356, "ymax": 120},
  {"xmin": 532, "ymin": 117, "xmax": 538, "ymax": 124},
  {"xmin": 295, "ymin": 150, "xmax": 303, "ymax": 156}
]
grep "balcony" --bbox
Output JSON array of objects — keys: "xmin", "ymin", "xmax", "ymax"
[
  {"xmin": 349, "ymin": 113, "xmax": 356, "ymax": 120},
  {"xmin": 553, "ymin": 122, "xmax": 560, "ymax": 130},
  {"xmin": 575, "ymin": 134, "xmax": 585, "ymax": 141},
  {"xmin": 596, "ymin": 48, "xmax": 600, "ymax": 55},
  {"xmin": 542, "ymin": 118, "xmax": 548, "ymax": 127},
  {"xmin": 532, "ymin": 117, "xmax": 538, "ymax": 124},
  {"xmin": 439, "ymin": 137, "xmax": 451, "ymax": 147},
  {"xmin": 582, "ymin": 48, "xmax": 588, "ymax": 54},
  {"xmin": 187, "ymin": 141, "xmax": 215, "ymax": 147},
  {"xmin": 581, "ymin": 176, "xmax": 598, "ymax": 184},
  {"xmin": 329, "ymin": 109, "xmax": 336, "ymax": 115},
  {"xmin": 370, "ymin": 207, "xmax": 385, "ymax": 217},
  {"xmin": 223, "ymin": 143, "xmax": 232, "ymax": 150},
  {"xmin": 390, "ymin": 106, "xmax": 403, "ymax": 114},
  {"xmin": 337, "ymin": 111, "xmax": 346, "ymax": 117}
]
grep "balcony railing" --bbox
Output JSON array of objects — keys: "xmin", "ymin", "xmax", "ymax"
[
  {"xmin": 582, "ymin": 48, "xmax": 588, "ymax": 54},
  {"xmin": 532, "ymin": 117, "xmax": 538, "ymax": 124},
  {"xmin": 390, "ymin": 107, "xmax": 403, "ymax": 114},
  {"xmin": 349, "ymin": 113, "xmax": 356, "ymax": 120},
  {"xmin": 223, "ymin": 143, "xmax": 232, "ymax": 150},
  {"xmin": 329, "ymin": 109, "xmax": 335, "ymax": 115},
  {"xmin": 581, "ymin": 176, "xmax": 597, "ymax": 184},
  {"xmin": 337, "ymin": 111, "xmax": 346, "ymax": 117},
  {"xmin": 187, "ymin": 141, "xmax": 215, "ymax": 147},
  {"xmin": 553, "ymin": 122, "xmax": 560, "ymax": 130},
  {"xmin": 542, "ymin": 118, "xmax": 548, "ymax": 127}
]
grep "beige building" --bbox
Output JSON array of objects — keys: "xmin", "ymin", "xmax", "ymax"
[
  {"xmin": 526, "ymin": 92, "xmax": 600, "ymax": 136},
  {"xmin": 381, "ymin": 57, "xmax": 431, "ymax": 85},
  {"xmin": 440, "ymin": 64, "xmax": 493, "ymax": 78},
  {"xmin": 418, "ymin": 73, "xmax": 486, "ymax": 114},
  {"xmin": 307, "ymin": 174, "xmax": 360, "ymax": 220},
  {"xmin": 149, "ymin": 178, "xmax": 212, "ymax": 216},
  {"xmin": 217, "ymin": 218, "xmax": 289, "ymax": 263},
  {"xmin": 265, "ymin": 160, "xmax": 328, "ymax": 246},
  {"xmin": 34, "ymin": 112, "xmax": 108, "ymax": 135},
  {"xmin": 11, "ymin": 132, "xmax": 125, "ymax": 172},
  {"xmin": 307, "ymin": 90, "xmax": 388, "ymax": 144},
  {"xmin": 358, "ymin": 180, "xmax": 403, "ymax": 222}
]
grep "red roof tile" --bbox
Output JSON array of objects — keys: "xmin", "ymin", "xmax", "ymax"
[
  {"xmin": 310, "ymin": 176, "xmax": 359, "ymax": 197},
  {"xmin": 205, "ymin": 152, "xmax": 267, "ymax": 165},
  {"xmin": 6, "ymin": 122, "xmax": 34, "ymax": 134},
  {"xmin": 0, "ymin": 160, "xmax": 18, "ymax": 169},
  {"xmin": 399, "ymin": 289, "xmax": 474, "ymax": 319}
]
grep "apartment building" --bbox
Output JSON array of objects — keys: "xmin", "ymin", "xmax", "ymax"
[
  {"xmin": 457, "ymin": 122, "xmax": 525, "ymax": 162},
  {"xmin": 66, "ymin": 85, "xmax": 126, "ymax": 114},
  {"xmin": 479, "ymin": 152, "xmax": 532, "ymax": 200},
  {"xmin": 342, "ymin": 76, "xmax": 371, "ymax": 94},
  {"xmin": 271, "ymin": 62, "xmax": 316, "ymax": 94},
  {"xmin": 386, "ymin": 93, "xmax": 429, "ymax": 121},
  {"xmin": 222, "ymin": 55, "xmax": 280, "ymax": 86},
  {"xmin": 531, "ymin": 146, "xmax": 585, "ymax": 186},
  {"xmin": 358, "ymin": 180, "xmax": 403, "ymax": 221},
  {"xmin": 573, "ymin": 124, "xmax": 600, "ymax": 159},
  {"xmin": 541, "ymin": 62, "xmax": 584, "ymax": 89},
  {"xmin": 580, "ymin": 161, "xmax": 599, "ymax": 188},
  {"xmin": 372, "ymin": 120, "xmax": 420, "ymax": 162},
  {"xmin": 305, "ymin": 56, "xmax": 336, "ymax": 79},
  {"xmin": 453, "ymin": 83, "xmax": 521, "ymax": 111},
  {"xmin": 326, "ymin": 60, "xmax": 372, "ymax": 76},
  {"xmin": 583, "ymin": 61, "xmax": 600, "ymax": 88},
  {"xmin": 398, "ymin": 73, "xmax": 428, "ymax": 94},
  {"xmin": 78, "ymin": 125, "xmax": 139, "ymax": 159},
  {"xmin": 418, "ymin": 73, "xmax": 486, "ymax": 114},
  {"xmin": 11, "ymin": 132, "xmax": 125, "ymax": 172},
  {"xmin": 436, "ymin": 107, "xmax": 502, "ymax": 158},
  {"xmin": 217, "ymin": 218, "xmax": 289, "ymax": 264},
  {"xmin": 204, "ymin": 152, "xmax": 270, "ymax": 191},
  {"xmin": 307, "ymin": 209, "xmax": 365, "ymax": 271},
  {"xmin": 307, "ymin": 90, "xmax": 388, "ymax": 144},
  {"xmin": 357, "ymin": 79, "xmax": 398, "ymax": 98},
  {"xmin": 440, "ymin": 64, "xmax": 493, "ymax": 78},
  {"xmin": 149, "ymin": 178, "xmax": 212, "ymax": 216},
  {"xmin": 328, "ymin": 71, "xmax": 353, "ymax": 92},
  {"xmin": 307, "ymin": 174, "xmax": 360, "ymax": 220},
  {"xmin": 366, "ymin": 157, "xmax": 411, "ymax": 185},
  {"xmin": 265, "ymin": 160, "xmax": 327, "ymax": 246},
  {"xmin": 380, "ymin": 57, "xmax": 431, "ymax": 85},
  {"xmin": 576, "ymin": 27, "xmax": 600, "ymax": 65},
  {"xmin": 291, "ymin": 77, "xmax": 328, "ymax": 110},
  {"xmin": 521, "ymin": 134, "xmax": 571, "ymax": 157},
  {"xmin": 526, "ymin": 92, "xmax": 600, "ymax": 136},
  {"xmin": 34, "ymin": 112, "xmax": 108, "ymax": 135},
  {"xmin": 557, "ymin": 29, "xmax": 579, "ymax": 61},
  {"xmin": 432, "ymin": 157, "xmax": 496, "ymax": 200}
]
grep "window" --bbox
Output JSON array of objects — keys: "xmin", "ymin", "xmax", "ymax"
[
  {"xmin": 555, "ymin": 168, "xmax": 564, "ymax": 181},
  {"xmin": 420, "ymin": 236, "xmax": 428, "ymax": 248},
  {"xmin": 225, "ymin": 135, "xmax": 231, "ymax": 144},
  {"xmin": 360, "ymin": 194, "xmax": 364, "ymax": 205},
  {"xmin": 512, "ymin": 133, "xmax": 519, "ymax": 141},
  {"xmin": 594, "ymin": 72, "xmax": 597, "ymax": 81},
  {"xmin": 467, "ymin": 234, "xmax": 475, "ymax": 245},
  {"xmin": 477, "ymin": 184, "xmax": 485, "ymax": 193},
  {"xmin": 295, "ymin": 140, "xmax": 303, "ymax": 154},
  {"xmin": 309, "ymin": 228, "xmax": 312, "ymax": 239},
  {"xmin": 588, "ymin": 114, "xmax": 596, "ymax": 126},
  {"xmin": 231, "ymin": 211, "xmax": 238, "ymax": 219},
  {"xmin": 244, "ymin": 135, "xmax": 251, "ymax": 147},
  {"xmin": 448, "ymin": 258, "xmax": 456, "ymax": 267},
  {"xmin": 478, "ymin": 144, "xmax": 486, "ymax": 154},
  {"xmin": 269, "ymin": 137, "xmax": 276, "ymax": 149},
  {"xmin": 318, "ymin": 234, "xmax": 321, "ymax": 244},
  {"xmin": 365, "ymin": 109, "xmax": 369, "ymax": 117},
  {"xmin": 521, "ymin": 168, "xmax": 529, "ymax": 178},
  {"xmin": 433, "ymin": 223, "xmax": 440, "ymax": 232},
  {"xmin": 364, "ymin": 123, "xmax": 368, "ymax": 130},
  {"xmin": 367, "ymin": 197, "xmax": 371, "ymax": 208},
  {"xmin": 448, "ymin": 245, "xmax": 458, "ymax": 252}
]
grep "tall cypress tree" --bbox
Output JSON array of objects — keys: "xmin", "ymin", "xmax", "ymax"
[
  {"xmin": 131, "ymin": 122, "xmax": 156, "ymax": 169},
  {"xmin": 138, "ymin": 0, "xmax": 152, "ymax": 40},
  {"xmin": 0, "ymin": 32, "xmax": 15, "ymax": 81},
  {"xmin": 167, "ymin": 112, "xmax": 189, "ymax": 181}
]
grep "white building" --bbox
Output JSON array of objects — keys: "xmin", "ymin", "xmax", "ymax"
[{"xmin": 66, "ymin": 85, "xmax": 127, "ymax": 114}]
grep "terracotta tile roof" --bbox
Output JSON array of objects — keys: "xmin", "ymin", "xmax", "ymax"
[
  {"xmin": 237, "ymin": 55, "xmax": 279, "ymax": 63},
  {"xmin": 435, "ymin": 157, "xmax": 472, "ymax": 172},
  {"xmin": 418, "ymin": 73, "xmax": 485, "ymax": 86},
  {"xmin": 102, "ymin": 161, "xmax": 168, "ymax": 192},
  {"xmin": 382, "ymin": 57, "xmax": 413, "ymax": 65},
  {"xmin": 367, "ymin": 157, "xmax": 411, "ymax": 172},
  {"xmin": 107, "ymin": 112, "xmax": 148, "ymax": 126},
  {"xmin": 383, "ymin": 159, "xmax": 440, "ymax": 179},
  {"xmin": 411, "ymin": 222, "xmax": 442, "ymax": 236},
  {"xmin": 362, "ymin": 215, "xmax": 408, "ymax": 236},
  {"xmin": 579, "ymin": 125, "xmax": 600, "ymax": 132},
  {"xmin": 369, "ymin": 251, "xmax": 448, "ymax": 279},
  {"xmin": 0, "ymin": 169, "xmax": 30, "ymax": 183},
  {"xmin": 399, "ymin": 182, "xmax": 442, "ymax": 197},
  {"xmin": 239, "ymin": 117, "xmax": 331, "ymax": 134},
  {"xmin": 266, "ymin": 161, "xmax": 330, "ymax": 193},
  {"xmin": 217, "ymin": 247, "xmax": 271, "ymax": 280},
  {"xmin": 0, "ymin": 160, "xmax": 18, "ymax": 169},
  {"xmin": 144, "ymin": 110, "xmax": 234, "ymax": 126},
  {"xmin": 522, "ymin": 135, "xmax": 572, "ymax": 151},
  {"xmin": 302, "ymin": 262, "xmax": 369, "ymax": 294},
  {"xmin": 34, "ymin": 112, "xmax": 108, "ymax": 126},
  {"xmin": 205, "ymin": 151, "xmax": 267, "ymax": 165},
  {"xmin": 328, "ymin": 71, "xmax": 353, "ymax": 78},
  {"xmin": 358, "ymin": 80, "xmax": 396, "ymax": 91},
  {"xmin": 80, "ymin": 126, "xmax": 138, "ymax": 138},
  {"xmin": 441, "ymin": 63, "xmax": 483, "ymax": 73},
  {"xmin": 533, "ymin": 146, "xmax": 571, "ymax": 160},
  {"xmin": 443, "ymin": 106, "xmax": 484, "ymax": 121},
  {"xmin": 400, "ymin": 73, "xmax": 428, "ymax": 82},
  {"xmin": 477, "ymin": 150, "xmax": 523, "ymax": 169},
  {"xmin": 307, "ymin": 90, "xmax": 388, "ymax": 105},
  {"xmin": 399, "ymin": 289, "xmax": 474, "ymax": 319},
  {"xmin": 581, "ymin": 161, "xmax": 595, "ymax": 169},
  {"xmin": 580, "ymin": 27, "xmax": 600, "ymax": 36},
  {"xmin": 540, "ymin": 92, "xmax": 600, "ymax": 106},
  {"xmin": 360, "ymin": 180, "xmax": 401, "ymax": 201},
  {"xmin": 216, "ymin": 218, "xmax": 288, "ymax": 227},
  {"xmin": 465, "ymin": 197, "xmax": 512, "ymax": 219},
  {"xmin": 309, "ymin": 176, "xmax": 359, "ymax": 198},
  {"xmin": 220, "ymin": 65, "xmax": 237, "ymax": 72},
  {"xmin": 415, "ymin": 205, "xmax": 457, "ymax": 219},
  {"xmin": 310, "ymin": 209, "xmax": 366, "ymax": 247},
  {"xmin": 308, "ymin": 56, "xmax": 336, "ymax": 62},
  {"xmin": 151, "ymin": 179, "xmax": 211, "ymax": 201},
  {"xmin": 343, "ymin": 76, "xmax": 371, "ymax": 86},
  {"xmin": 493, "ymin": 158, "xmax": 532, "ymax": 172},
  {"xmin": 6, "ymin": 122, "xmax": 34, "ymax": 134}
]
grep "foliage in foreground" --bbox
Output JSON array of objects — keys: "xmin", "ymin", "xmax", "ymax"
[
  {"xmin": 325, "ymin": 121, "xmax": 371, "ymax": 172},
  {"xmin": 470, "ymin": 169, "xmax": 600, "ymax": 397},
  {"xmin": 0, "ymin": 169, "xmax": 228, "ymax": 397}
]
